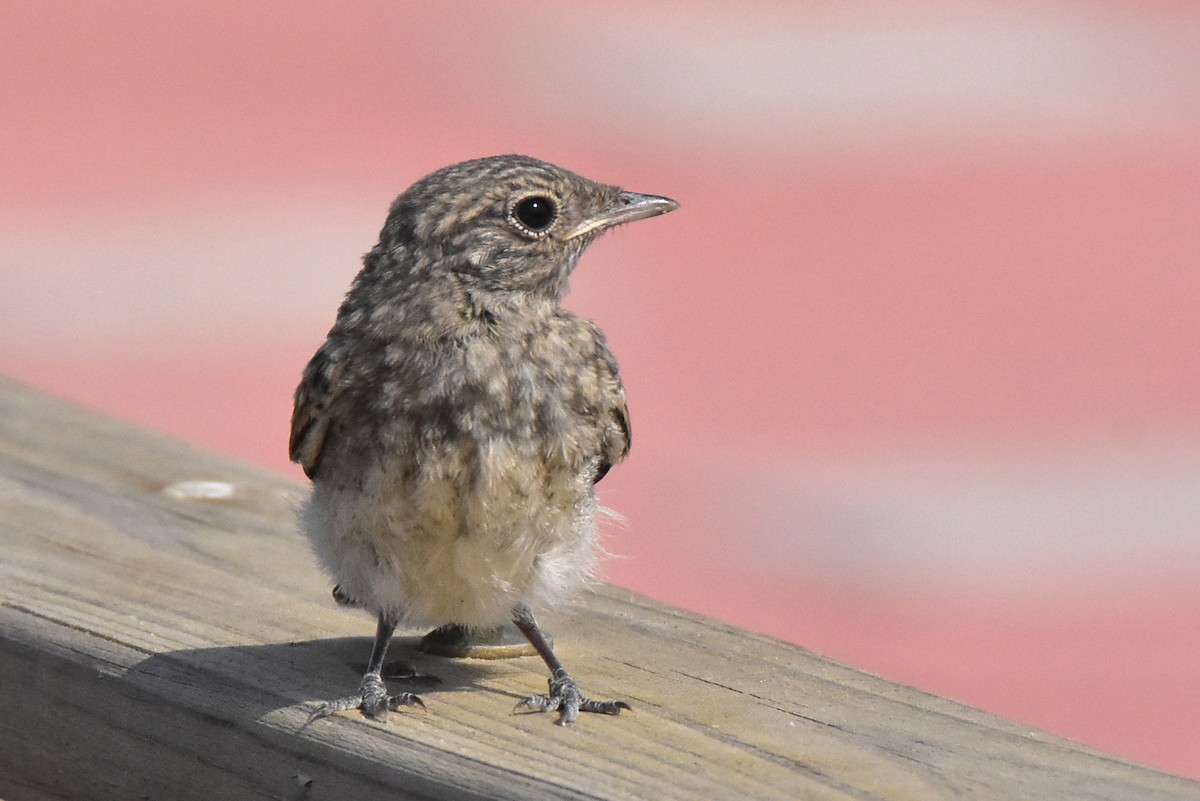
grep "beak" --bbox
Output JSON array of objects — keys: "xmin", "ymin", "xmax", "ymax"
[{"xmin": 566, "ymin": 191, "xmax": 679, "ymax": 240}]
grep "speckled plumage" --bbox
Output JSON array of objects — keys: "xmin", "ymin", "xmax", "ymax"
[{"xmin": 291, "ymin": 155, "xmax": 677, "ymax": 723}]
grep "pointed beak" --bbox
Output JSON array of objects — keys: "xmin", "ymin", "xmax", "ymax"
[{"xmin": 566, "ymin": 191, "xmax": 680, "ymax": 240}]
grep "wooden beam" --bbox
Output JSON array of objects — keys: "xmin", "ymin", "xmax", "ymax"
[{"xmin": 0, "ymin": 376, "xmax": 1193, "ymax": 800}]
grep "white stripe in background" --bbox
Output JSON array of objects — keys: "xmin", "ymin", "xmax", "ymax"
[{"xmin": 528, "ymin": 4, "xmax": 1200, "ymax": 148}]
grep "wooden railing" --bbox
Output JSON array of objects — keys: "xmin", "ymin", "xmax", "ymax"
[{"xmin": 0, "ymin": 377, "xmax": 1194, "ymax": 800}]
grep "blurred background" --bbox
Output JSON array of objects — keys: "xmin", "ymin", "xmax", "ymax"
[{"xmin": 3, "ymin": 0, "xmax": 1198, "ymax": 779}]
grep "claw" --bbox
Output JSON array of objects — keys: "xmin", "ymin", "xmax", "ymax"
[
  {"xmin": 388, "ymin": 693, "xmax": 426, "ymax": 712},
  {"xmin": 513, "ymin": 693, "xmax": 558, "ymax": 714}
]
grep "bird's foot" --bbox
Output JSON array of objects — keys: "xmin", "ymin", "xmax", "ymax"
[
  {"xmin": 307, "ymin": 672, "xmax": 424, "ymax": 724},
  {"xmin": 514, "ymin": 669, "xmax": 630, "ymax": 725}
]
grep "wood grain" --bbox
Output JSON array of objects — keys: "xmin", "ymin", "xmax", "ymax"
[{"xmin": 0, "ymin": 376, "xmax": 1194, "ymax": 800}]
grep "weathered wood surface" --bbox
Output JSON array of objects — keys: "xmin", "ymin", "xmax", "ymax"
[{"xmin": 0, "ymin": 376, "xmax": 1195, "ymax": 801}]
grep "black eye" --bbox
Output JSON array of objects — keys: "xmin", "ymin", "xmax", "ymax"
[{"xmin": 512, "ymin": 195, "xmax": 557, "ymax": 234}]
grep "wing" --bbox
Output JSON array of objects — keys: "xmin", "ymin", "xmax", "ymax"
[
  {"xmin": 590, "ymin": 332, "xmax": 631, "ymax": 485},
  {"xmin": 289, "ymin": 339, "xmax": 348, "ymax": 479},
  {"xmin": 594, "ymin": 396, "xmax": 630, "ymax": 484}
]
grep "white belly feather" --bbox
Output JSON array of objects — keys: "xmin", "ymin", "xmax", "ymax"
[{"xmin": 300, "ymin": 439, "xmax": 601, "ymax": 628}]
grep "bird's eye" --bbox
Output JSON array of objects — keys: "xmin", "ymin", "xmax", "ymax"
[{"xmin": 512, "ymin": 195, "xmax": 558, "ymax": 235}]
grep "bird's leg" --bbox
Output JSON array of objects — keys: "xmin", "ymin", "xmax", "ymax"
[
  {"xmin": 308, "ymin": 614, "xmax": 425, "ymax": 723},
  {"xmin": 511, "ymin": 604, "xmax": 630, "ymax": 725}
]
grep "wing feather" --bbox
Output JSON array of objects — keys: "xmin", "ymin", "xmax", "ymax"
[
  {"xmin": 289, "ymin": 341, "xmax": 347, "ymax": 479},
  {"xmin": 590, "ymin": 332, "xmax": 631, "ymax": 484}
]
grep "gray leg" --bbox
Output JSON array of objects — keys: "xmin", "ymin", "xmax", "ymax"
[
  {"xmin": 511, "ymin": 604, "xmax": 630, "ymax": 725},
  {"xmin": 308, "ymin": 614, "xmax": 425, "ymax": 723}
]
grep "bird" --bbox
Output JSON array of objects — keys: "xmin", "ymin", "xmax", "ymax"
[{"xmin": 290, "ymin": 155, "xmax": 678, "ymax": 724}]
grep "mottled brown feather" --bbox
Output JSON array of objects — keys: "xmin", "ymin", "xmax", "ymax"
[{"xmin": 289, "ymin": 342, "xmax": 347, "ymax": 478}]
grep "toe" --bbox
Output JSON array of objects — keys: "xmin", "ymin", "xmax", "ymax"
[
  {"xmin": 360, "ymin": 699, "xmax": 390, "ymax": 720},
  {"xmin": 580, "ymin": 699, "xmax": 631, "ymax": 716},
  {"xmin": 513, "ymin": 693, "xmax": 559, "ymax": 715},
  {"xmin": 557, "ymin": 700, "xmax": 580, "ymax": 726},
  {"xmin": 306, "ymin": 695, "xmax": 361, "ymax": 724},
  {"xmin": 388, "ymin": 693, "xmax": 426, "ymax": 711}
]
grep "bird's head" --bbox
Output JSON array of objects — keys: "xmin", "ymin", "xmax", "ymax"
[{"xmin": 376, "ymin": 155, "xmax": 678, "ymax": 301}]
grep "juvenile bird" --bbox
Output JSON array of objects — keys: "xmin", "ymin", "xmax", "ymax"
[{"xmin": 290, "ymin": 155, "xmax": 678, "ymax": 724}]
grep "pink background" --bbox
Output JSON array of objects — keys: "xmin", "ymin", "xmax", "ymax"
[{"xmin": 4, "ymin": 1, "xmax": 1199, "ymax": 779}]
